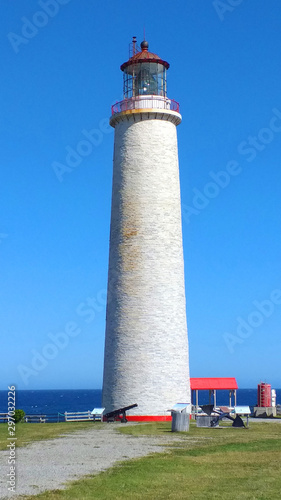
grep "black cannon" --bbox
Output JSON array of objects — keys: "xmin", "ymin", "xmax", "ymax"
[{"xmin": 104, "ymin": 403, "xmax": 138, "ymax": 423}]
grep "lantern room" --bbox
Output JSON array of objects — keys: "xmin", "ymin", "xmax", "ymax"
[
  {"xmin": 120, "ymin": 40, "xmax": 170, "ymax": 99},
  {"xmin": 111, "ymin": 38, "xmax": 180, "ymax": 119}
]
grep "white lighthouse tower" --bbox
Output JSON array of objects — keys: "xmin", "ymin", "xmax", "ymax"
[{"xmin": 102, "ymin": 38, "xmax": 190, "ymax": 420}]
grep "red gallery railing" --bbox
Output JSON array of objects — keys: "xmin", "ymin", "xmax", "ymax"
[{"xmin": 111, "ymin": 96, "xmax": 180, "ymax": 115}]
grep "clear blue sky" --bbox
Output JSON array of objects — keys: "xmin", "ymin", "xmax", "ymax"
[{"xmin": 1, "ymin": 0, "xmax": 280, "ymax": 390}]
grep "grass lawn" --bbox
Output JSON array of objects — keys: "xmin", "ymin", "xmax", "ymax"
[
  {"xmin": 19, "ymin": 421, "xmax": 281, "ymax": 500},
  {"xmin": 0, "ymin": 421, "xmax": 102, "ymax": 451}
]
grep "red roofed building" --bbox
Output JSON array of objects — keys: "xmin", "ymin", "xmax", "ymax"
[{"xmin": 190, "ymin": 377, "xmax": 238, "ymax": 411}]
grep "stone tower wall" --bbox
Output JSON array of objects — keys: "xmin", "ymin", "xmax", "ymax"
[{"xmin": 102, "ymin": 113, "xmax": 190, "ymax": 416}]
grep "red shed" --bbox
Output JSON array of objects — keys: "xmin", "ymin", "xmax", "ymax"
[{"xmin": 190, "ymin": 377, "xmax": 238, "ymax": 412}]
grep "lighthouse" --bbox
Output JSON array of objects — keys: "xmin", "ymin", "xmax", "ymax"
[{"xmin": 102, "ymin": 38, "xmax": 190, "ymax": 419}]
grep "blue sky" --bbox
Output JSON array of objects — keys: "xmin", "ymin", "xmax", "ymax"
[{"xmin": 1, "ymin": 0, "xmax": 280, "ymax": 390}]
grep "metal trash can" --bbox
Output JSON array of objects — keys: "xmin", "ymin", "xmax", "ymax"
[{"xmin": 170, "ymin": 403, "xmax": 190, "ymax": 432}]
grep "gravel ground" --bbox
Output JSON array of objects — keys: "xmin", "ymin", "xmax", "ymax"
[{"xmin": 0, "ymin": 423, "xmax": 181, "ymax": 499}]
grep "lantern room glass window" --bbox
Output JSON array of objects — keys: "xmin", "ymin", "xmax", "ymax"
[{"xmin": 123, "ymin": 62, "xmax": 167, "ymax": 99}]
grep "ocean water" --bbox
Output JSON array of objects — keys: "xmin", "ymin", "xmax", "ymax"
[
  {"xmin": 0, "ymin": 388, "xmax": 280, "ymax": 421},
  {"xmin": 0, "ymin": 389, "xmax": 102, "ymax": 421}
]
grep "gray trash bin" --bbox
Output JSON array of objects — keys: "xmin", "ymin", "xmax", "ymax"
[
  {"xmin": 171, "ymin": 411, "xmax": 190, "ymax": 432},
  {"xmin": 170, "ymin": 403, "xmax": 190, "ymax": 432}
]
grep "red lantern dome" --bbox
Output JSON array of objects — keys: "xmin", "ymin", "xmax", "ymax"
[{"xmin": 121, "ymin": 40, "xmax": 170, "ymax": 71}]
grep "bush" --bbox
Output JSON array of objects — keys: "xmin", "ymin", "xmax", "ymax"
[{"xmin": 14, "ymin": 409, "xmax": 25, "ymax": 423}]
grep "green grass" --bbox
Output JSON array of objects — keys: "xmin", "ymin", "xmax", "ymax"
[
  {"xmin": 0, "ymin": 422, "xmax": 102, "ymax": 451},
  {"xmin": 19, "ymin": 421, "xmax": 281, "ymax": 500}
]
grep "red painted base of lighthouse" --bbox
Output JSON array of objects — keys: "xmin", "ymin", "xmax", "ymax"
[
  {"xmin": 102, "ymin": 415, "xmax": 172, "ymax": 423},
  {"xmin": 126, "ymin": 415, "xmax": 172, "ymax": 422}
]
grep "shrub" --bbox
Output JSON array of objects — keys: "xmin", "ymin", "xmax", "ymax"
[{"xmin": 14, "ymin": 409, "xmax": 25, "ymax": 423}]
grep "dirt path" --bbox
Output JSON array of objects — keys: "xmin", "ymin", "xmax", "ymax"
[{"xmin": 0, "ymin": 424, "xmax": 179, "ymax": 499}]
